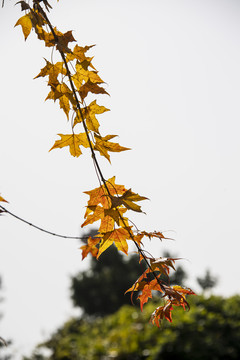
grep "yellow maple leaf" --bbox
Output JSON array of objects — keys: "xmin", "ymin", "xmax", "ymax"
[
  {"xmin": 35, "ymin": 60, "xmax": 67, "ymax": 87},
  {"xmin": 86, "ymin": 100, "xmax": 109, "ymax": 133},
  {"xmin": 99, "ymin": 214, "xmax": 115, "ymax": 233},
  {"xmin": 46, "ymin": 82, "xmax": 76, "ymax": 118},
  {"xmin": 66, "ymin": 44, "xmax": 96, "ymax": 68},
  {"xmin": 42, "ymin": 27, "xmax": 64, "ymax": 48},
  {"xmin": 72, "ymin": 62, "xmax": 103, "ymax": 90},
  {"xmin": 99, "ymin": 207, "xmax": 130, "ymax": 233},
  {"xmin": 98, "ymin": 227, "xmax": 132, "ymax": 258},
  {"xmin": 94, "ymin": 134, "xmax": 130, "ymax": 162},
  {"xmin": 33, "ymin": 24, "xmax": 46, "ymax": 41},
  {"xmin": 110, "ymin": 189, "xmax": 148, "ymax": 213},
  {"xmin": 74, "ymin": 100, "xmax": 109, "ymax": 132},
  {"xmin": 59, "ymin": 94, "xmax": 70, "ymax": 119},
  {"xmin": 103, "ymin": 208, "xmax": 128, "ymax": 227},
  {"xmin": 49, "ymin": 133, "xmax": 90, "ymax": 157},
  {"xmin": 81, "ymin": 205, "xmax": 105, "ymax": 227},
  {"xmin": 0, "ymin": 195, "xmax": 8, "ymax": 203},
  {"xmin": 15, "ymin": 13, "xmax": 32, "ymax": 40}
]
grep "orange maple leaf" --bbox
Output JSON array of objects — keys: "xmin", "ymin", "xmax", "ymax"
[
  {"xmin": 138, "ymin": 278, "xmax": 163, "ymax": 311},
  {"xmin": 83, "ymin": 177, "xmax": 127, "ymax": 209},
  {"xmin": 150, "ymin": 301, "xmax": 173, "ymax": 326},
  {"xmin": 80, "ymin": 236, "xmax": 100, "ymax": 260}
]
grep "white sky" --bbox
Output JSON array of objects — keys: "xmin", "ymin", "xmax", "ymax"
[{"xmin": 1, "ymin": 0, "xmax": 240, "ymax": 358}]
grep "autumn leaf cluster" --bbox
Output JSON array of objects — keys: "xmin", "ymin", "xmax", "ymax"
[{"xmin": 3, "ymin": 0, "xmax": 196, "ymax": 326}]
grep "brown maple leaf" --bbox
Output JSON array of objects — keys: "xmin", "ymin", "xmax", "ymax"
[{"xmin": 56, "ymin": 30, "xmax": 76, "ymax": 53}]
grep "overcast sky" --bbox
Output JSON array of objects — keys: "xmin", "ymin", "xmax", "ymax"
[{"xmin": 1, "ymin": 0, "xmax": 240, "ymax": 358}]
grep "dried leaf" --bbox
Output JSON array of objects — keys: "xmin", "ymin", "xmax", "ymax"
[
  {"xmin": 78, "ymin": 80, "xmax": 109, "ymax": 101},
  {"xmin": 16, "ymin": 1, "xmax": 31, "ymax": 11},
  {"xmin": 56, "ymin": 30, "xmax": 76, "ymax": 53}
]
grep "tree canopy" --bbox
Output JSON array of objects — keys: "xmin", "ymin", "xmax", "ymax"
[{"xmin": 24, "ymin": 295, "xmax": 240, "ymax": 360}]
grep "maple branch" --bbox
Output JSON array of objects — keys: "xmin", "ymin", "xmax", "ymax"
[
  {"xmin": 36, "ymin": 3, "xmax": 111, "ymax": 198},
  {"xmin": 19, "ymin": 1, "xmax": 167, "ymax": 295},
  {"xmin": 10, "ymin": 0, "xmax": 196, "ymax": 326},
  {"xmin": 0, "ymin": 205, "xmax": 89, "ymax": 241}
]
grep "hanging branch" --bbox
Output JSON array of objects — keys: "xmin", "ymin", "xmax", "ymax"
[{"xmin": 1, "ymin": 0, "xmax": 196, "ymax": 327}]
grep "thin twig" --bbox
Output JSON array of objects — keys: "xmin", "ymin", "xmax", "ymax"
[{"xmin": 0, "ymin": 205, "xmax": 86, "ymax": 240}]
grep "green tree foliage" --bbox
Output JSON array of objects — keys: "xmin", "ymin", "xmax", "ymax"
[
  {"xmin": 197, "ymin": 269, "xmax": 218, "ymax": 293},
  {"xmin": 24, "ymin": 295, "xmax": 240, "ymax": 360},
  {"xmin": 71, "ymin": 244, "xmax": 143, "ymax": 316}
]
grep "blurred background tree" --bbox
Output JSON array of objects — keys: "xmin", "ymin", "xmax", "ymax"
[
  {"xmin": 23, "ymin": 231, "xmax": 240, "ymax": 360},
  {"xmin": 24, "ymin": 295, "xmax": 240, "ymax": 360},
  {"xmin": 197, "ymin": 269, "xmax": 218, "ymax": 294},
  {"xmin": 71, "ymin": 245, "xmax": 142, "ymax": 316},
  {"xmin": 70, "ymin": 230, "xmax": 187, "ymax": 316},
  {"xmin": 0, "ymin": 276, "xmax": 12, "ymax": 360},
  {"xmin": 159, "ymin": 251, "xmax": 187, "ymax": 287},
  {"xmin": 70, "ymin": 229, "xmax": 143, "ymax": 316}
]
